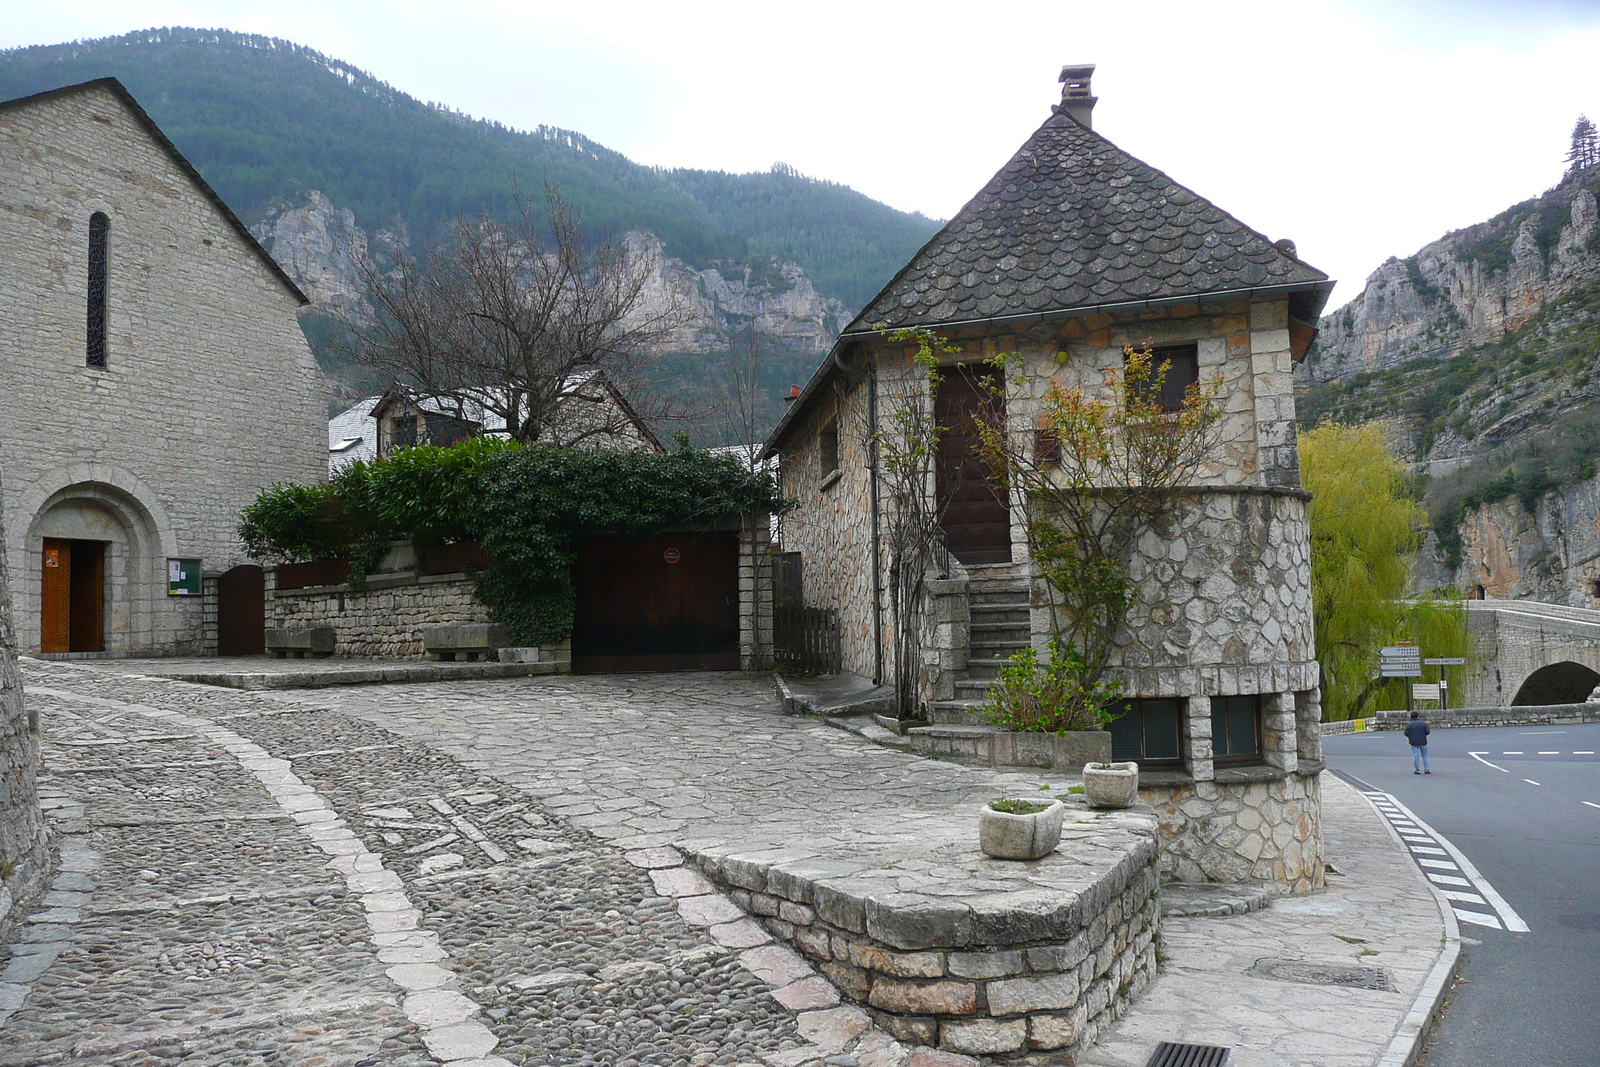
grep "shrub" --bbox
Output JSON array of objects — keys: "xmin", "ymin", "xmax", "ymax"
[{"xmin": 980, "ymin": 638, "xmax": 1120, "ymax": 734}]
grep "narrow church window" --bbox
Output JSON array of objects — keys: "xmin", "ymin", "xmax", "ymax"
[{"xmin": 86, "ymin": 212, "xmax": 109, "ymax": 367}]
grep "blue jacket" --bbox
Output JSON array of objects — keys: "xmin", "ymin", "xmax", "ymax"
[{"xmin": 1404, "ymin": 718, "xmax": 1430, "ymax": 746}]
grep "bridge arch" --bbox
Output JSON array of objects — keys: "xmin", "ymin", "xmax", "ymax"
[{"xmin": 1510, "ymin": 661, "xmax": 1600, "ymax": 706}]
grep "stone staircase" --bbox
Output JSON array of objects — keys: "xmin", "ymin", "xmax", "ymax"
[{"xmin": 928, "ymin": 564, "xmax": 1031, "ymax": 728}]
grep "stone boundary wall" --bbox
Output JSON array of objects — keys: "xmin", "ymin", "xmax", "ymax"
[
  {"xmin": 267, "ymin": 570, "xmax": 489, "ymax": 658},
  {"xmin": 1345, "ymin": 704, "xmax": 1600, "ymax": 731},
  {"xmin": 1140, "ymin": 768, "xmax": 1323, "ymax": 888},
  {"xmin": 0, "ymin": 494, "xmax": 51, "ymax": 941},
  {"xmin": 683, "ymin": 839, "xmax": 1161, "ymax": 1058}
]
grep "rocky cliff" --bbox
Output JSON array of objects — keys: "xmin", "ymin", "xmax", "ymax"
[
  {"xmin": 252, "ymin": 192, "xmax": 852, "ymax": 356},
  {"xmin": 1297, "ymin": 165, "xmax": 1600, "ymax": 602},
  {"xmin": 1303, "ymin": 169, "xmax": 1600, "ymax": 392}
]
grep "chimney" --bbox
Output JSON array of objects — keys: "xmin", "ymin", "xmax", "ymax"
[
  {"xmin": 784, "ymin": 384, "xmax": 800, "ymax": 404},
  {"xmin": 1058, "ymin": 64, "xmax": 1097, "ymax": 129}
]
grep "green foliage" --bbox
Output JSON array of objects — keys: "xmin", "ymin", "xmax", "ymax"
[
  {"xmin": 980, "ymin": 639, "xmax": 1120, "ymax": 734},
  {"xmin": 987, "ymin": 798, "xmax": 1050, "ymax": 815},
  {"xmin": 0, "ymin": 29, "xmax": 939, "ymax": 307},
  {"xmin": 1300, "ymin": 422, "xmax": 1474, "ymax": 719},
  {"xmin": 238, "ymin": 438, "xmax": 780, "ymax": 644}
]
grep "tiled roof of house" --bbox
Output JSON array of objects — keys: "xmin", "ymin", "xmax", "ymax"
[{"xmin": 845, "ymin": 107, "xmax": 1328, "ymax": 334}]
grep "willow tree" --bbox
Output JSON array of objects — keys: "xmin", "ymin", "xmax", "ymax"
[{"xmin": 1301, "ymin": 421, "xmax": 1471, "ymax": 719}]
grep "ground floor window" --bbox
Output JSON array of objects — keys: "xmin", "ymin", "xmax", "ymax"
[
  {"xmin": 1108, "ymin": 697, "xmax": 1183, "ymax": 767},
  {"xmin": 1211, "ymin": 695, "xmax": 1263, "ymax": 762}
]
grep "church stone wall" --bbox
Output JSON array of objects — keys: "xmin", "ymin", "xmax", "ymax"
[{"xmin": 0, "ymin": 83, "xmax": 327, "ymax": 654}]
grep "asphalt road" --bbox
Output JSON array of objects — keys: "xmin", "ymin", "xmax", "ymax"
[{"xmin": 1324, "ymin": 722, "xmax": 1600, "ymax": 1067}]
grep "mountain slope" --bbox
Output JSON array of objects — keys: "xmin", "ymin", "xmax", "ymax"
[{"xmin": 0, "ymin": 27, "xmax": 939, "ymax": 307}]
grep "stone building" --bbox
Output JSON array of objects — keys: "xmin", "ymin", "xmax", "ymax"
[
  {"xmin": 0, "ymin": 476, "xmax": 50, "ymax": 938},
  {"xmin": 765, "ymin": 67, "xmax": 1333, "ymax": 889},
  {"xmin": 0, "ymin": 78, "xmax": 327, "ymax": 655},
  {"xmin": 329, "ymin": 374, "xmax": 663, "ymax": 474}
]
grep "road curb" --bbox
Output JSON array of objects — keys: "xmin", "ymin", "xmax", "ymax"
[{"xmin": 1357, "ymin": 788, "xmax": 1463, "ymax": 1067}]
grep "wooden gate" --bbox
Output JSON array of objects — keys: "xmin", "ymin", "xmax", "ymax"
[
  {"xmin": 41, "ymin": 538, "xmax": 104, "ymax": 653},
  {"xmin": 936, "ymin": 365, "xmax": 1011, "ymax": 565},
  {"xmin": 572, "ymin": 531, "xmax": 740, "ymax": 673},
  {"xmin": 217, "ymin": 564, "xmax": 266, "ymax": 656}
]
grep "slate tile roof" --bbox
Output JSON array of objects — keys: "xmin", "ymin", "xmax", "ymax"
[{"xmin": 846, "ymin": 108, "xmax": 1328, "ymax": 333}]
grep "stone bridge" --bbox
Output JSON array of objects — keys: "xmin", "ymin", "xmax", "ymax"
[{"xmin": 1458, "ymin": 599, "xmax": 1600, "ymax": 707}]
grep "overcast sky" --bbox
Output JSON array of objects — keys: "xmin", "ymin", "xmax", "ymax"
[{"xmin": 6, "ymin": 0, "xmax": 1600, "ymax": 308}]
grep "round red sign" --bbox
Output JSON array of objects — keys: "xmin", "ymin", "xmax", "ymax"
[{"xmin": 663, "ymin": 548, "xmax": 681, "ymax": 564}]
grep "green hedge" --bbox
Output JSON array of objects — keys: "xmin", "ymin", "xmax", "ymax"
[{"xmin": 239, "ymin": 438, "xmax": 781, "ymax": 645}]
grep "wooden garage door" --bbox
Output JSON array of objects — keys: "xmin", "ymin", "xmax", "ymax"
[
  {"xmin": 217, "ymin": 565, "xmax": 266, "ymax": 656},
  {"xmin": 572, "ymin": 532, "xmax": 740, "ymax": 673}
]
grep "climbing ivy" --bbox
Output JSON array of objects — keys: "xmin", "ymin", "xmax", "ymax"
[{"xmin": 238, "ymin": 438, "xmax": 782, "ymax": 645}]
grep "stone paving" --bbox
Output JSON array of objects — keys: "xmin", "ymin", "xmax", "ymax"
[{"xmin": 0, "ymin": 662, "xmax": 1453, "ymax": 1067}]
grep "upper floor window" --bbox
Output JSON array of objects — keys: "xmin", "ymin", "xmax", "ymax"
[
  {"xmin": 1128, "ymin": 343, "xmax": 1198, "ymax": 412},
  {"xmin": 87, "ymin": 212, "xmax": 109, "ymax": 368},
  {"xmin": 819, "ymin": 419, "xmax": 840, "ymax": 478}
]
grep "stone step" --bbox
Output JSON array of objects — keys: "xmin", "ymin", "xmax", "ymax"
[
  {"xmin": 969, "ymin": 589, "xmax": 1030, "ymax": 608},
  {"xmin": 969, "ymin": 606, "xmax": 1030, "ymax": 625},
  {"xmin": 904, "ymin": 723, "xmax": 1003, "ymax": 766},
  {"xmin": 928, "ymin": 701, "xmax": 990, "ymax": 726},
  {"xmin": 1160, "ymin": 882, "xmax": 1273, "ymax": 918},
  {"xmin": 955, "ymin": 678, "xmax": 996, "ymax": 700},
  {"xmin": 972, "ymin": 620, "xmax": 1029, "ymax": 636},
  {"xmin": 961, "ymin": 657, "xmax": 1024, "ymax": 680}
]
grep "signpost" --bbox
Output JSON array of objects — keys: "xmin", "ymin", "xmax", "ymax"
[
  {"xmin": 1379, "ymin": 643, "xmax": 1422, "ymax": 713},
  {"xmin": 1423, "ymin": 656, "xmax": 1465, "ymax": 710}
]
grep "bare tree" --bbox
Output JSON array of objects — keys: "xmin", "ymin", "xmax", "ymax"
[{"xmin": 353, "ymin": 187, "xmax": 681, "ymax": 446}]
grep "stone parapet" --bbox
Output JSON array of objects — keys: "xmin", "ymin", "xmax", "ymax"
[
  {"xmin": 683, "ymin": 807, "xmax": 1160, "ymax": 1058},
  {"xmin": 1364, "ymin": 704, "xmax": 1600, "ymax": 729},
  {"xmin": 267, "ymin": 569, "xmax": 492, "ymax": 658}
]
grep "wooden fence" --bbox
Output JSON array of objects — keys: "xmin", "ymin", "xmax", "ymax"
[{"xmin": 773, "ymin": 603, "xmax": 842, "ymax": 675}]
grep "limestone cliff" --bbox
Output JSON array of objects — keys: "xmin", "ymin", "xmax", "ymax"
[
  {"xmin": 1303, "ymin": 170, "xmax": 1600, "ymax": 391},
  {"xmin": 251, "ymin": 192, "xmax": 852, "ymax": 355}
]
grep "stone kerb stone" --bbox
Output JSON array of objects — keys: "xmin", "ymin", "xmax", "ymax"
[{"xmin": 680, "ymin": 823, "xmax": 1161, "ymax": 1057}]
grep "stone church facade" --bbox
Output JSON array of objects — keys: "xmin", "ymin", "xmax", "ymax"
[
  {"xmin": 766, "ymin": 68, "xmax": 1333, "ymax": 889},
  {"xmin": 0, "ymin": 79, "xmax": 327, "ymax": 656}
]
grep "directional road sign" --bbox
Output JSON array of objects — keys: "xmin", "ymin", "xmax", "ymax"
[
  {"xmin": 1380, "ymin": 646, "xmax": 1422, "ymax": 658},
  {"xmin": 1381, "ymin": 665, "xmax": 1422, "ymax": 677},
  {"xmin": 1423, "ymin": 657, "xmax": 1466, "ymax": 666}
]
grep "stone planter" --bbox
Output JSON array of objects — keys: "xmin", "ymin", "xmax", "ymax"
[
  {"xmin": 979, "ymin": 798, "xmax": 1066, "ymax": 860},
  {"xmin": 1083, "ymin": 762, "xmax": 1139, "ymax": 809}
]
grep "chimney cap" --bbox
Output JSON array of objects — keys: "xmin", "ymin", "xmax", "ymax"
[{"xmin": 1056, "ymin": 64, "xmax": 1098, "ymax": 129}]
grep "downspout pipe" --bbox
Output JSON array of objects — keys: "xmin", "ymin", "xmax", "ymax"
[{"xmin": 832, "ymin": 344, "xmax": 884, "ymax": 687}]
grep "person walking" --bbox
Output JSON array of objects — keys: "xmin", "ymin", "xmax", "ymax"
[{"xmin": 1405, "ymin": 710, "xmax": 1431, "ymax": 774}]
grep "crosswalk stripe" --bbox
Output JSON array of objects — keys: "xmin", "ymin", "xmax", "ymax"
[{"xmin": 1454, "ymin": 909, "xmax": 1503, "ymax": 929}]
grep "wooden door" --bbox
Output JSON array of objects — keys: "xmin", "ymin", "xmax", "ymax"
[
  {"xmin": 41, "ymin": 539, "xmax": 71, "ymax": 653},
  {"xmin": 68, "ymin": 542, "xmax": 104, "ymax": 652},
  {"xmin": 572, "ymin": 531, "xmax": 740, "ymax": 673},
  {"xmin": 217, "ymin": 565, "xmax": 266, "ymax": 656},
  {"xmin": 936, "ymin": 365, "xmax": 1012, "ymax": 565}
]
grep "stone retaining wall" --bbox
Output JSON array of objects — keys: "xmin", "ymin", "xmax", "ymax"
[
  {"xmin": 684, "ymin": 832, "xmax": 1161, "ymax": 1059},
  {"xmin": 267, "ymin": 570, "xmax": 489, "ymax": 658},
  {"xmin": 1140, "ymin": 768, "xmax": 1324, "ymax": 889}
]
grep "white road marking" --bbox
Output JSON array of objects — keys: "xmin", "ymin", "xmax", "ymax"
[
  {"xmin": 1454, "ymin": 909, "xmax": 1504, "ymax": 929},
  {"xmin": 1470, "ymin": 752, "xmax": 1509, "ymax": 772},
  {"xmin": 1524, "ymin": 780, "xmax": 1542, "ymax": 786},
  {"xmin": 1577, "ymin": 751, "xmax": 1596, "ymax": 756},
  {"xmin": 1584, "ymin": 802, "xmax": 1600, "ymax": 810},
  {"xmin": 1374, "ymin": 793, "xmax": 1531, "ymax": 933},
  {"xmin": 1438, "ymin": 889, "xmax": 1487, "ymax": 905},
  {"xmin": 1428, "ymin": 873, "xmax": 1472, "ymax": 887},
  {"xmin": 1418, "ymin": 858, "xmax": 1459, "ymax": 870},
  {"xmin": 1538, "ymin": 751, "xmax": 1560, "ymax": 755},
  {"xmin": 1410, "ymin": 846, "xmax": 1449, "ymax": 855},
  {"xmin": 1503, "ymin": 751, "xmax": 1524, "ymax": 755}
]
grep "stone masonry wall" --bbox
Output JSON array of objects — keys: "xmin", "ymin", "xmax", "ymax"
[
  {"xmin": 0, "ymin": 83, "xmax": 327, "ymax": 654},
  {"xmin": 0, "ymin": 479, "xmax": 51, "ymax": 939},
  {"xmin": 268, "ymin": 571, "xmax": 489, "ymax": 658},
  {"xmin": 686, "ymin": 838, "xmax": 1160, "ymax": 1059}
]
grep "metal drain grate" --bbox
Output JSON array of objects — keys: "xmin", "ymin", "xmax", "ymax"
[{"xmin": 1145, "ymin": 1041, "xmax": 1231, "ymax": 1067}]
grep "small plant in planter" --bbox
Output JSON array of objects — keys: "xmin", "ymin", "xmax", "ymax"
[
  {"xmin": 979, "ymin": 796, "xmax": 1066, "ymax": 860},
  {"xmin": 1082, "ymin": 761, "xmax": 1140, "ymax": 809}
]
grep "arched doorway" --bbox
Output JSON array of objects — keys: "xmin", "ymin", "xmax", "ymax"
[
  {"xmin": 25, "ymin": 483, "xmax": 162, "ymax": 655},
  {"xmin": 1511, "ymin": 661, "xmax": 1600, "ymax": 706},
  {"xmin": 217, "ymin": 565, "xmax": 265, "ymax": 656}
]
